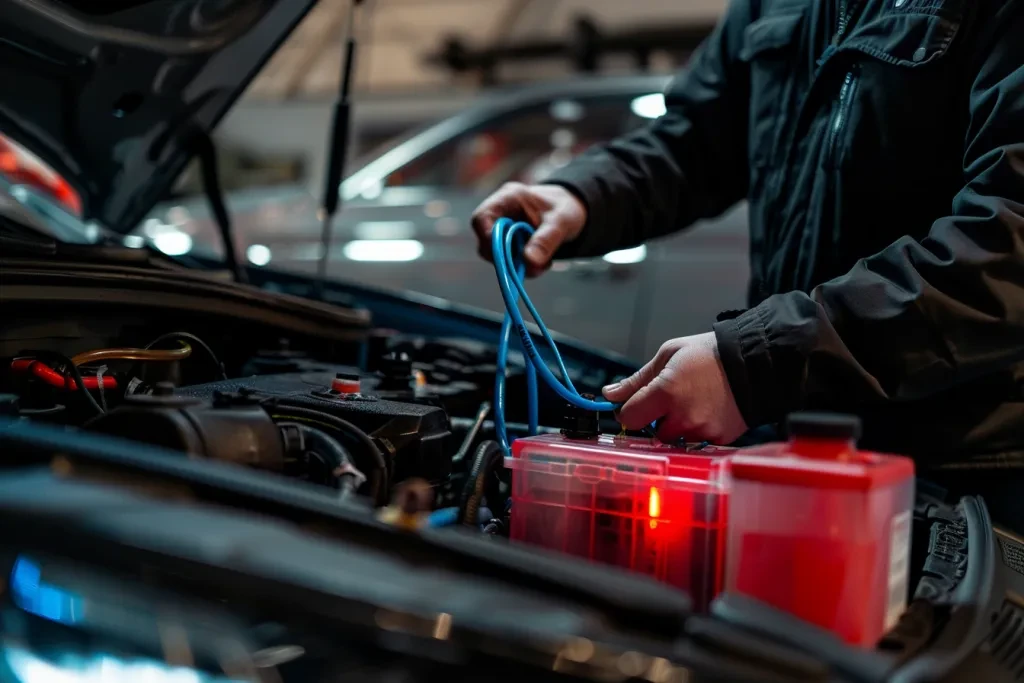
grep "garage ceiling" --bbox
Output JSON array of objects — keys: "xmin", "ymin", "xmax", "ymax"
[{"xmin": 246, "ymin": 0, "xmax": 725, "ymax": 100}]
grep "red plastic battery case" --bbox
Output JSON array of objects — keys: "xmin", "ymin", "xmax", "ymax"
[{"xmin": 507, "ymin": 433, "xmax": 732, "ymax": 610}]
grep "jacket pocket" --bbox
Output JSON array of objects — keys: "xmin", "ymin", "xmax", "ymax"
[
  {"xmin": 740, "ymin": 12, "xmax": 805, "ymax": 167},
  {"xmin": 840, "ymin": 3, "xmax": 965, "ymax": 68},
  {"xmin": 824, "ymin": 7, "xmax": 964, "ymax": 173}
]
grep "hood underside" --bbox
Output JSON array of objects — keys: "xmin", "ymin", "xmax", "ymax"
[{"xmin": 0, "ymin": 0, "xmax": 318, "ymax": 234}]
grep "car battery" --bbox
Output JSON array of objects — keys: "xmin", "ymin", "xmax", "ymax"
[
  {"xmin": 507, "ymin": 433, "xmax": 732, "ymax": 611},
  {"xmin": 725, "ymin": 413, "xmax": 915, "ymax": 647}
]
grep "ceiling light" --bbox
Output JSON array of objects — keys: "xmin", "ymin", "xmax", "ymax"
[
  {"xmin": 602, "ymin": 245, "xmax": 647, "ymax": 264},
  {"xmin": 630, "ymin": 93, "xmax": 666, "ymax": 119},
  {"xmin": 342, "ymin": 239, "xmax": 424, "ymax": 262},
  {"xmin": 246, "ymin": 244, "xmax": 272, "ymax": 266}
]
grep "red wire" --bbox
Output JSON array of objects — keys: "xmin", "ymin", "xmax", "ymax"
[{"xmin": 10, "ymin": 359, "xmax": 118, "ymax": 390}]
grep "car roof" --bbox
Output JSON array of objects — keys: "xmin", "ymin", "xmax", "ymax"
[{"xmin": 341, "ymin": 73, "xmax": 672, "ymax": 200}]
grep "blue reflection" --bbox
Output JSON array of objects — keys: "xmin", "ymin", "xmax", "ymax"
[
  {"xmin": 10, "ymin": 557, "xmax": 83, "ymax": 625},
  {"xmin": 4, "ymin": 647, "xmax": 249, "ymax": 683}
]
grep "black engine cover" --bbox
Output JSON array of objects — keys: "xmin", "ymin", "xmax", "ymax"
[{"xmin": 176, "ymin": 372, "xmax": 452, "ymax": 486}]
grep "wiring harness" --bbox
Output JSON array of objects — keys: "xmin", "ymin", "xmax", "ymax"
[{"xmin": 491, "ymin": 217, "xmax": 618, "ymax": 454}]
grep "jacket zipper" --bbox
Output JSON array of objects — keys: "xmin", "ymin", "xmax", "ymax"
[
  {"xmin": 826, "ymin": 67, "xmax": 858, "ymax": 164},
  {"xmin": 836, "ymin": 0, "xmax": 854, "ymax": 42},
  {"xmin": 765, "ymin": 0, "xmax": 860, "ymax": 257},
  {"xmin": 818, "ymin": 0, "xmax": 860, "ymax": 66},
  {"xmin": 824, "ymin": 0, "xmax": 861, "ymax": 163}
]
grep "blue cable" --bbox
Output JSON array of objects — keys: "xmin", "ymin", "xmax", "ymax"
[
  {"xmin": 426, "ymin": 507, "xmax": 459, "ymax": 528},
  {"xmin": 491, "ymin": 218, "xmax": 618, "ymax": 453},
  {"xmin": 494, "ymin": 247, "xmax": 537, "ymax": 455}
]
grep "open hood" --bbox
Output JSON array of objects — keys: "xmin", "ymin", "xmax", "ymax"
[{"xmin": 0, "ymin": 0, "xmax": 318, "ymax": 234}]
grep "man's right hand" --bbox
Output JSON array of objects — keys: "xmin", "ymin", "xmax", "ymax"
[{"xmin": 471, "ymin": 182, "xmax": 587, "ymax": 277}]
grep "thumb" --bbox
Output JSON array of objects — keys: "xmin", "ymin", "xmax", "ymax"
[
  {"xmin": 603, "ymin": 345, "xmax": 674, "ymax": 403},
  {"xmin": 522, "ymin": 219, "xmax": 566, "ymax": 272}
]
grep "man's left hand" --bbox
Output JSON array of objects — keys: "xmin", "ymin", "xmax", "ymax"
[{"xmin": 603, "ymin": 332, "xmax": 748, "ymax": 444}]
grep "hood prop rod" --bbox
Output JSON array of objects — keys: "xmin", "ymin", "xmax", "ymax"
[
  {"xmin": 195, "ymin": 132, "xmax": 247, "ymax": 284},
  {"xmin": 314, "ymin": 0, "xmax": 366, "ymax": 301}
]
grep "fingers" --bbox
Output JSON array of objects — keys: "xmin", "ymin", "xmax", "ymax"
[
  {"xmin": 471, "ymin": 183, "xmax": 531, "ymax": 262},
  {"xmin": 602, "ymin": 343, "xmax": 675, "ymax": 403},
  {"xmin": 654, "ymin": 415, "xmax": 689, "ymax": 443},
  {"xmin": 602, "ymin": 348, "xmax": 676, "ymax": 431},
  {"xmin": 471, "ymin": 183, "xmax": 584, "ymax": 272},
  {"xmin": 616, "ymin": 380, "xmax": 672, "ymax": 431},
  {"xmin": 523, "ymin": 220, "xmax": 564, "ymax": 275}
]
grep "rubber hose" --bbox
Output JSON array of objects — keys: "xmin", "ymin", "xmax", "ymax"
[
  {"xmin": 458, "ymin": 440, "xmax": 503, "ymax": 527},
  {"xmin": 19, "ymin": 350, "xmax": 104, "ymax": 416},
  {"xmin": 271, "ymin": 404, "xmax": 388, "ymax": 505},
  {"xmin": 290, "ymin": 423, "xmax": 366, "ymax": 498}
]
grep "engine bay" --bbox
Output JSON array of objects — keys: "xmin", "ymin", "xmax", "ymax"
[
  {"xmin": 3, "ymin": 261, "xmax": 1024, "ymax": 683},
  {"xmin": 0, "ymin": 284, "xmax": 617, "ymax": 534}
]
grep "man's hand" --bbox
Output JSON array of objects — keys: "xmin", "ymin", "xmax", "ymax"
[
  {"xmin": 603, "ymin": 332, "xmax": 748, "ymax": 444},
  {"xmin": 471, "ymin": 183, "xmax": 586, "ymax": 276}
]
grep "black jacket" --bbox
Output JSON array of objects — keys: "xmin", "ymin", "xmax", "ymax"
[{"xmin": 546, "ymin": 0, "xmax": 1024, "ymax": 466}]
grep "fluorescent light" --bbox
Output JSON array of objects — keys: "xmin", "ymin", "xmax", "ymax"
[
  {"xmin": 353, "ymin": 220, "xmax": 416, "ymax": 240},
  {"xmin": 602, "ymin": 245, "xmax": 647, "ymax": 264},
  {"xmin": 151, "ymin": 230, "xmax": 193, "ymax": 256},
  {"xmin": 343, "ymin": 239, "xmax": 424, "ymax": 262},
  {"xmin": 630, "ymin": 93, "xmax": 666, "ymax": 119},
  {"xmin": 122, "ymin": 235, "xmax": 145, "ymax": 249},
  {"xmin": 246, "ymin": 244, "xmax": 272, "ymax": 266}
]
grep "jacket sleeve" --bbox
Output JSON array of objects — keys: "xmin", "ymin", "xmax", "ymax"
[
  {"xmin": 713, "ymin": 5, "xmax": 1024, "ymax": 428},
  {"xmin": 542, "ymin": 1, "xmax": 753, "ymax": 258}
]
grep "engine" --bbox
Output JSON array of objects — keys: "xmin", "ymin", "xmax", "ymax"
[{"xmin": 0, "ymin": 326, "xmax": 603, "ymax": 533}]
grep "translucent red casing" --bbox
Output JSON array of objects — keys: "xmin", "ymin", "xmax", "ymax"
[
  {"xmin": 725, "ymin": 437, "xmax": 915, "ymax": 647},
  {"xmin": 507, "ymin": 433, "xmax": 732, "ymax": 610}
]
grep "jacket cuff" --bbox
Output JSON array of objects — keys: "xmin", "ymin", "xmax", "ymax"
[{"xmin": 713, "ymin": 304, "xmax": 779, "ymax": 428}]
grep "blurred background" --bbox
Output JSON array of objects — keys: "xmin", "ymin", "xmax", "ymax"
[{"xmin": 143, "ymin": 0, "xmax": 751, "ymax": 361}]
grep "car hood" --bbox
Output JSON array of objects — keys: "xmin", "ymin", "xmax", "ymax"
[{"xmin": 0, "ymin": 0, "xmax": 318, "ymax": 234}]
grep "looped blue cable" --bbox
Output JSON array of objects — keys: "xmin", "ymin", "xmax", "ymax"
[{"xmin": 491, "ymin": 217, "xmax": 617, "ymax": 454}]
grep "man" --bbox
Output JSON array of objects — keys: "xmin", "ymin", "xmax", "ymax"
[{"xmin": 471, "ymin": 0, "xmax": 1024, "ymax": 527}]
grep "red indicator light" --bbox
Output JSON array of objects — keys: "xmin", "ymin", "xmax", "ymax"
[{"xmin": 648, "ymin": 486, "xmax": 661, "ymax": 519}]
